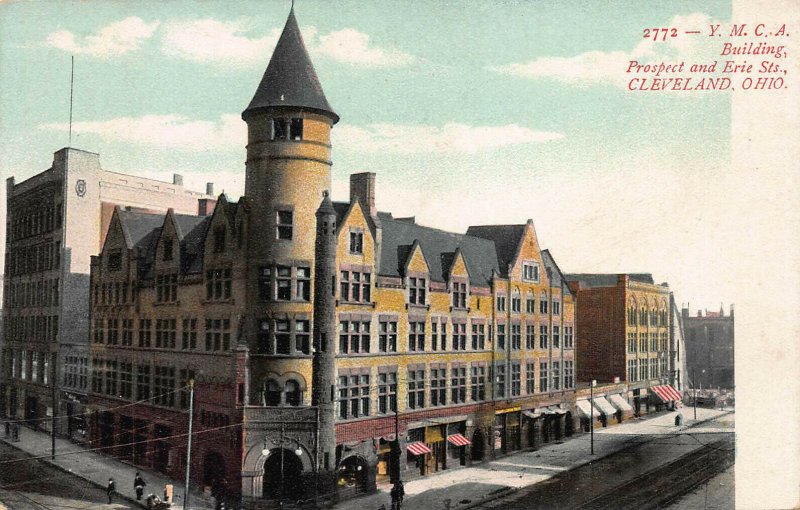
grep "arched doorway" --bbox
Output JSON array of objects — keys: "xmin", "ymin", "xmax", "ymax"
[
  {"xmin": 203, "ymin": 451, "xmax": 226, "ymax": 488},
  {"xmin": 565, "ymin": 412, "xmax": 574, "ymax": 437},
  {"xmin": 262, "ymin": 448, "xmax": 304, "ymax": 502},
  {"xmin": 471, "ymin": 429, "xmax": 485, "ymax": 461},
  {"xmin": 337, "ymin": 455, "xmax": 368, "ymax": 493}
]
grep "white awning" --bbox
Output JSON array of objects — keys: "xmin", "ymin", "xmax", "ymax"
[
  {"xmin": 522, "ymin": 410, "xmax": 541, "ymax": 419},
  {"xmin": 608, "ymin": 393, "xmax": 634, "ymax": 412},
  {"xmin": 548, "ymin": 405, "xmax": 568, "ymax": 415},
  {"xmin": 576, "ymin": 399, "xmax": 600, "ymax": 419},
  {"xmin": 592, "ymin": 396, "xmax": 617, "ymax": 416}
]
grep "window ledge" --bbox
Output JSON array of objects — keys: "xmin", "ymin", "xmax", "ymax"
[
  {"xmin": 337, "ymin": 300, "xmax": 376, "ymax": 308},
  {"xmin": 405, "ymin": 303, "xmax": 430, "ymax": 311},
  {"xmin": 201, "ymin": 298, "xmax": 236, "ymax": 305},
  {"xmin": 153, "ymin": 301, "xmax": 180, "ymax": 307}
]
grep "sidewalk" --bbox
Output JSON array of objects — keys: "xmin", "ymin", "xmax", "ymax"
[
  {"xmin": 336, "ymin": 407, "xmax": 734, "ymax": 510},
  {"xmin": 0, "ymin": 424, "xmax": 215, "ymax": 509}
]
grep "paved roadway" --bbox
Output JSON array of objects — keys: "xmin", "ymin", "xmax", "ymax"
[
  {"xmin": 474, "ymin": 413, "xmax": 734, "ymax": 510},
  {"xmin": 0, "ymin": 441, "xmax": 137, "ymax": 510}
]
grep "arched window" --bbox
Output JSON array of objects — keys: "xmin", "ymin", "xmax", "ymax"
[
  {"xmin": 265, "ymin": 379, "xmax": 281, "ymax": 406},
  {"xmin": 285, "ymin": 380, "xmax": 302, "ymax": 406}
]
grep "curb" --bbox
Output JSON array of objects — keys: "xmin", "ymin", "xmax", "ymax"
[
  {"xmin": 0, "ymin": 435, "xmax": 147, "ymax": 508},
  {"xmin": 454, "ymin": 409, "xmax": 734, "ymax": 510}
]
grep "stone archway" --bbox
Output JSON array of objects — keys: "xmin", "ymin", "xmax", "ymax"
[
  {"xmin": 338, "ymin": 455, "xmax": 369, "ymax": 493},
  {"xmin": 262, "ymin": 448, "xmax": 304, "ymax": 501}
]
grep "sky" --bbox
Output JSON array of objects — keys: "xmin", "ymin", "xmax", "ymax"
[{"xmin": 0, "ymin": 0, "xmax": 734, "ymax": 310}]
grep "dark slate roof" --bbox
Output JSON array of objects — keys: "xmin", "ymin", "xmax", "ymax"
[
  {"xmin": 465, "ymin": 225, "xmax": 526, "ymax": 276},
  {"xmin": 242, "ymin": 10, "xmax": 338, "ymax": 123},
  {"xmin": 174, "ymin": 214, "xmax": 208, "ymax": 240},
  {"xmin": 181, "ymin": 217, "xmax": 212, "ymax": 274},
  {"xmin": 564, "ymin": 273, "xmax": 655, "ymax": 288},
  {"xmin": 376, "ymin": 212, "xmax": 499, "ymax": 285},
  {"xmin": 118, "ymin": 210, "xmax": 167, "ymax": 248},
  {"xmin": 541, "ymin": 249, "xmax": 573, "ymax": 297}
]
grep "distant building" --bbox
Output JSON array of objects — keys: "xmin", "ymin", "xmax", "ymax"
[
  {"xmin": 566, "ymin": 274, "xmax": 677, "ymax": 416},
  {"xmin": 1, "ymin": 148, "xmax": 214, "ymax": 437},
  {"xmin": 682, "ymin": 305, "xmax": 734, "ymax": 389}
]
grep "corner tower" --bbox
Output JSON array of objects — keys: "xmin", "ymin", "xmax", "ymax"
[{"xmin": 243, "ymin": 8, "xmax": 339, "ymax": 261}]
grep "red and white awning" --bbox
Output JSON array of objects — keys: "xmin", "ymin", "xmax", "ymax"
[
  {"xmin": 407, "ymin": 441, "xmax": 432, "ymax": 456},
  {"xmin": 447, "ymin": 433, "xmax": 471, "ymax": 447},
  {"xmin": 651, "ymin": 384, "xmax": 682, "ymax": 402}
]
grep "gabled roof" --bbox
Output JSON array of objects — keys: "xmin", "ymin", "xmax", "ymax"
[
  {"xmin": 465, "ymin": 224, "xmax": 527, "ymax": 276},
  {"xmin": 332, "ymin": 200, "xmax": 377, "ymax": 238},
  {"xmin": 564, "ymin": 273, "xmax": 655, "ymax": 288},
  {"xmin": 541, "ymin": 249, "xmax": 573, "ymax": 297},
  {"xmin": 242, "ymin": 9, "xmax": 338, "ymax": 123},
  {"xmin": 377, "ymin": 212, "xmax": 499, "ymax": 286},
  {"xmin": 118, "ymin": 210, "xmax": 168, "ymax": 248}
]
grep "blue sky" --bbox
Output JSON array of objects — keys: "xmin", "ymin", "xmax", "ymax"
[{"xmin": 0, "ymin": 0, "xmax": 733, "ymax": 309}]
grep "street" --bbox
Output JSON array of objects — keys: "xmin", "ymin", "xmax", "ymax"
[
  {"xmin": 0, "ymin": 441, "xmax": 138, "ymax": 510},
  {"xmin": 337, "ymin": 408, "xmax": 733, "ymax": 510}
]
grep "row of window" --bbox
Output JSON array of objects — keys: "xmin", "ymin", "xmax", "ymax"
[
  {"xmin": 627, "ymin": 306, "xmax": 668, "ymax": 327},
  {"xmin": 627, "ymin": 356, "xmax": 669, "ymax": 382},
  {"xmin": 91, "ymin": 317, "xmax": 229, "ymax": 352},
  {"xmin": 93, "ymin": 281, "xmax": 135, "ymax": 306},
  {"xmin": 4, "ymin": 278, "xmax": 60, "ymax": 309},
  {"xmin": 497, "ymin": 292, "xmax": 561, "ymax": 315},
  {"xmin": 63, "ymin": 355, "xmax": 88, "ymax": 390},
  {"xmin": 4, "ymin": 240, "xmax": 61, "ymax": 277},
  {"xmin": 258, "ymin": 265, "xmax": 310, "ymax": 302},
  {"xmin": 7, "ymin": 198, "xmax": 62, "ymax": 242},
  {"xmin": 257, "ymin": 318, "xmax": 310, "ymax": 355},
  {"xmin": 3, "ymin": 314, "xmax": 59, "ymax": 345},
  {"xmin": 626, "ymin": 332, "xmax": 669, "ymax": 353},
  {"xmin": 3, "ymin": 349, "xmax": 53, "ymax": 385},
  {"xmin": 335, "ymin": 360, "xmax": 575, "ymax": 419},
  {"xmin": 89, "ymin": 359, "xmax": 198, "ymax": 410}
]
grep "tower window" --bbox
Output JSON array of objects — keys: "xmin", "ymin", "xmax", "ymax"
[
  {"xmin": 272, "ymin": 118, "xmax": 288, "ymax": 140},
  {"xmin": 276, "ymin": 210, "xmax": 293, "ymax": 240},
  {"xmin": 162, "ymin": 238, "xmax": 173, "ymax": 261},
  {"xmin": 290, "ymin": 118, "xmax": 303, "ymax": 140}
]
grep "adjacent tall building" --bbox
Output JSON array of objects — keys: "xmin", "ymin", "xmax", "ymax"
[
  {"xmin": 682, "ymin": 305, "xmax": 734, "ymax": 389},
  {"xmin": 1, "ymin": 148, "xmax": 214, "ymax": 437},
  {"xmin": 566, "ymin": 274, "xmax": 680, "ymax": 415}
]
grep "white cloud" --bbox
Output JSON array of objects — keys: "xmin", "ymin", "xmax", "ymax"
[
  {"xmin": 161, "ymin": 19, "xmax": 282, "ymax": 68},
  {"xmin": 492, "ymin": 13, "xmax": 719, "ymax": 88},
  {"xmin": 159, "ymin": 18, "xmax": 416, "ymax": 68},
  {"xmin": 39, "ymin": 114, "xmax": 245, "ymax": 151},
  {"xmin": 45, "ymin": 17, "xmax": 159, "ymax": 57},
  {"xmin": 334, "ymin": 123, "xmax": 563, "ymax": 154},
  {"xmin": 317, "ymin": 29, "xmax": 415, "ymax": 68}
]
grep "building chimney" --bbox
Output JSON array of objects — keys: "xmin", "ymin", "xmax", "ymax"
[
  {"xmin": 350, "ymin": 172, "xmax": 376, "ymax": 217},
  {"xmin": 173, "ymin": 173, "xmax": 184, "ymax": 186},
  {"xmin": 206, "ymin": 182, "xmax": 215, "ymax": 196},
  {"xmin": 617, "ymin": 274, "xmax": 629, "ymax": 286},
  {"xmin": 730, "ymin": 304, "xmax": 735, "ymax": 318}
]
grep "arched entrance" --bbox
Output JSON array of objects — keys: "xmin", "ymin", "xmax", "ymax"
[
  {"xmin": 565, "ymin": 412, "xmax": 574, "ymax": 437},
  {"xmin": 203, "ymin": 451, "xmax": 226, "ymax": 488},
  {"xmin": 471, "ymin": 429, "xmax": 485, "ymax": 461},
  {"xmin": 337, "ymin": 455, "xmax": 368, "ymax": 493},
  {"xmin": 262, "ymin": 448, "xmax": 304, "ymax": 501}
]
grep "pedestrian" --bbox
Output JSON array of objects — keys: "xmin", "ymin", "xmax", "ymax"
[
  {"xmin": 134, "ymin": 472, "xmax": 147, "ymax": 501},
  {"xmin": 107, "ymin": 478, "xmax": 115, "ymax": 504}
]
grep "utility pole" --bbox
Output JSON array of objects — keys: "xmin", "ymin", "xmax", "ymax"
[
  {"xmin": 692, "ymin": 370, "xmax": 697, "ymax": 421},
  {"xmin": 184, "ymin": 380, "xmax": 195, "ymax": 510},
  {"xmin": 589, "ymin": 380, "xmax": 593, "ymax": 452},
  {"xmin": 51, "ymin": 355, "xmax": 57, "ymax": 460}
]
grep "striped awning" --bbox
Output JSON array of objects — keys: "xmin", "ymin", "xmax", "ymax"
[
  {"xmin": 651, "ymin": 384, "xmax": 682, "ymax": 402},
  {"xmin": 407, "ymin": 441, "xmax": 432, "ymax": 456},
  {"xmin": 447, "ymin": 433, "xmax": 471, "ymax": 447}
]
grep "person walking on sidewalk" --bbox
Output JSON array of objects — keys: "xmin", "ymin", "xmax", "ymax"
[
  {"xmin": 107, "ymin": 478, "xmax": 116, "ymax": 504},
  {"xmin": 134, "ymin": 472, "xmax": 147, "ymax": 501}
]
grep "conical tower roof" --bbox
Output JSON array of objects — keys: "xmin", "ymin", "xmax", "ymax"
[{"xmin": 242, "ymin": 9, "xmax": 338, "ymax": 123}]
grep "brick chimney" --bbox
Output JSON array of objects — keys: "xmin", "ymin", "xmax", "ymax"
[{"xmin": 350, "ymin": 172, "xmax": 376, "ymax": 217}]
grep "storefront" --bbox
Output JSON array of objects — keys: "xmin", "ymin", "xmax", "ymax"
[
  {"xmin": 649, "ymin": 384, "xmax": 683, "ymax": 410},
  {"xmin": 576, "ymin": 399, "xmax": 600, "ymax": 432},
  {"xmin": 591, "ymin": 396, "xmax": 617, "ymax": 427},
  {"xmin": 494, "ymin": 408, "xmax": 521, "ymax": 454},
  {"xmin": 608, "ymin": 393, "xmax": 634, "ymax": 422},
  {"xmin": 445, "ymin": 422, "xmax": 471, "ymax": 466}
]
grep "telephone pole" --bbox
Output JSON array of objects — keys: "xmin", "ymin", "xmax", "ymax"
[{"xmin": 184, "ymin": 380, "xmax": 195, "ymax": 510}]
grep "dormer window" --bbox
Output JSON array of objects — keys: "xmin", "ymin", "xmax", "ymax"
[
  {"xmin": 522, "ymin": 261, "xmax": 539, "ymax": 282},
  {"xmin": 451, "ymin": 281, "xmax": 467, "ymax": 309},
  {"xmin": 290, "ymin": 118, "xmax": 303, "ymax": 140},
  {"xmin": 408, "ymin": 277, "xmax": 426, "ymax": 306},
  {"xmin": 107, "ymin": 250, "xmax": 122, "ymax": 271},
  {"xmin": 213, "ymin": 227, "xmax": 226, "ymax": 253},
  {"xmin": 272, "ymin": 118, "xmax": 288, "ymax": 140},
  {"xmin": 163, "ymin": 238, "xmax": 173, "ymax": 261},
  {"xmin": 349, "ymin": 230, "xmax": 363, "ymax": 254}
]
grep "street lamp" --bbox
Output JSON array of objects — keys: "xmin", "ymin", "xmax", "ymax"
[{"xmin": 589, "ymin": 381, "xmax": 593, "ymax": 455}]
